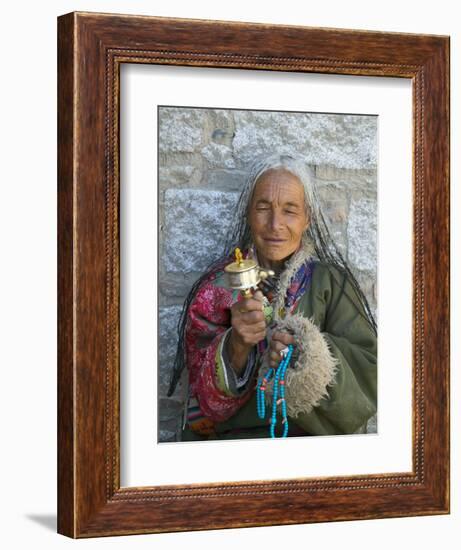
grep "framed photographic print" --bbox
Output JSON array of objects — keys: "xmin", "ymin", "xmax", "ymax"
[
  {"xmin": 57, "ymin": 11, "xmax": 450, "ymax": 537},
  {"xmin": 154, "ymin": 103, "xmax": 379, "ymax": 445}
]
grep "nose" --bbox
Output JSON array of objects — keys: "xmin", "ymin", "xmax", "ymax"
[{"xmin": 269, "ymin": 209, "xmax": 283, "ymax": 231}]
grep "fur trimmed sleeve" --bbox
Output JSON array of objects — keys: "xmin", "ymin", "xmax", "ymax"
[{"xmin": 260, "ymin": 314, "xmax": 339, "ymax": 417}]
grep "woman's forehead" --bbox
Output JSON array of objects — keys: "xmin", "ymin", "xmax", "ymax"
[{"xmin": 251, "ymin": 169, "xmax": 305, "ymax": 203}]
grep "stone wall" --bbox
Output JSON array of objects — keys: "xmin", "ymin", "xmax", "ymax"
[{"xmin": 158, "ymin": 107, "xmax": 378, "ymax": 441}]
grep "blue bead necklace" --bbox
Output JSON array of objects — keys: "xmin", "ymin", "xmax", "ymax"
[{"xmin": 256, "ymin": 345, "xmax": 294, "ymax": 438}]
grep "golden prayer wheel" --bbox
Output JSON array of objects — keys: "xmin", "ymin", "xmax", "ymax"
[{"xmin": 224, "ymin": 248, "xmax": 274, "ymax": 298}]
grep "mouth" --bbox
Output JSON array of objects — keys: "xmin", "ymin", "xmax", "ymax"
[{"xmin": 263, "ymin": 238, "xmax": 286, "ymax": 244}]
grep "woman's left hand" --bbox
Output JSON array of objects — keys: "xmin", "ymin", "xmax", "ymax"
[{"xmin": 269, "ymin": 330, "xmax": 296, "ymax": 369}]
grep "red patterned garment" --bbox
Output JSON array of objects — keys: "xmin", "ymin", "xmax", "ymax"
[{"xmin": 185, "ymin": 264, "xmax": 252, "ymax": 425}]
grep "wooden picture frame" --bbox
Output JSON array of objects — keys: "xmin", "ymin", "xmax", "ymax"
[{"xmin": 57, "ymin": 11, "xmax": 450, "ymax": 537}]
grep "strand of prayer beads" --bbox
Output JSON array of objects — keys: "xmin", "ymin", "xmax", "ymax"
[
  {"xmin": 256, "ymin": 344, "xmax": 294, "ymax": 438},
  {"xmin": 256, "ymin": 367, "xmax": 274, "ymax": 419}
]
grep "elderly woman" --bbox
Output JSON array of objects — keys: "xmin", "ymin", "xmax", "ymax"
[{"xmin": 167, "ymin": 154, "xmax": 377, "ymax": 440}]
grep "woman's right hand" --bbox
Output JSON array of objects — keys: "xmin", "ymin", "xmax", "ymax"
[{"xmin": 227, "ymin": 290, "xmax": 266, "ymax": 374}]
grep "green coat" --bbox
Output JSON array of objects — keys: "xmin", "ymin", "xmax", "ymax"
[{"xmin": 181, "ymin": 261, "xmax": 377, "ymax": 441}]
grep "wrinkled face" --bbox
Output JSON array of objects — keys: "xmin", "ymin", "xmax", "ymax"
[{"xmin": 248, "ymin": 169, "xmax": 310, "ymax": 266}]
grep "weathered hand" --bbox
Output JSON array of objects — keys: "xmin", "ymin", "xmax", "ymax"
[
  {"xmin": 229, "ymin": 290, "xmax": 266, "ymax": 348},
  {"xmin": 269, "ymin": 330, "xmax": 296, "ymax": 369},
  {"xmin": 228, "ymin": 290, "xmax": 266, "ymax": 374}
]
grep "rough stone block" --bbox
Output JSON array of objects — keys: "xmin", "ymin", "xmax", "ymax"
[
  {"xmin": 158, "ymin": 428, "xmax": 176, "ymax": 442},
  {"xmin": 163, "ymin": 188, "xmax": 239, "ymax": 272},
  {"xmin": 354, "ymin": 270, "xmax": 377, "ymax": 313},
  {"xmin": 206, "ymin": 169, "xmax": 247, "ymax": 192},
  {"xmin": 159, "ymin": 107, "xmax": 205, "ymax": 153},
  {"xmin": 208, "ymin": 109, "xmax": 235, "ymax": 148},
  {"xmin": 367, "ymin": 414, "xmax": 377, "ymax": 434},
  {"xmin": 348, "ymin": 198, "xmax": 377, "ymax": 272},
  {"xmin": 201, "ymin": 142, "xmax": 236, "ymax": 169},
  {"xmin": 158, "ymin": 305, "xmax": 182, "ymax": 395},
  {"xmin": 159, "ymin": 397, "xmax": 183, "ymax": 422},
  {"xmin": 159, "ymin": 164, "xmax": 197, "ymax": 187},
  {"xmin": 233, "ymin": 111, "xmax": 377, "ymax": 169},
  {"xmin": 159, "ymin": 272, "xmax": 203, "ymax": 302},
  {"xmin": 316, "ymin": 184, "xmax": 350, "ymax": 257}
]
